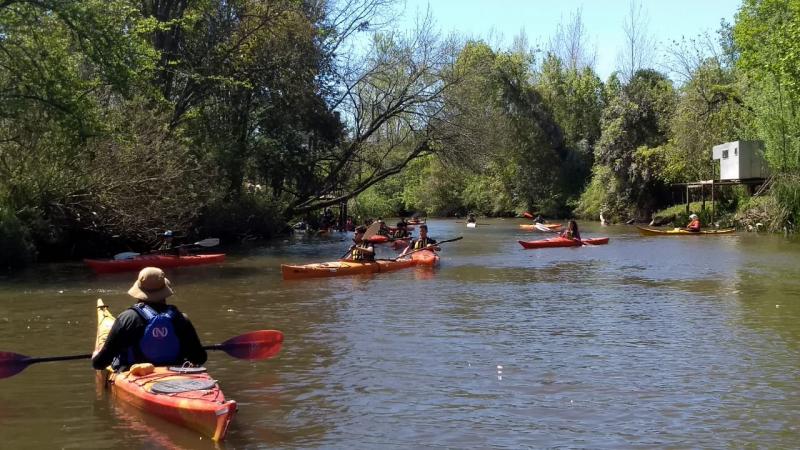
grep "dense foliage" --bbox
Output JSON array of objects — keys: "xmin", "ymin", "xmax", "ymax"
[{"xmin": 1, "ymin": 0, "xmax": 799, "ymax": 267}]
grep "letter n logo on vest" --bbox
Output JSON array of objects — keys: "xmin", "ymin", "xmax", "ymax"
[
  {"xmin": 135, "ymin": 304, "xmax": 181, "ymax": 365},
  {"xmin": 152, "ymin": 327, "xmax": 169, "ymax": 338}
]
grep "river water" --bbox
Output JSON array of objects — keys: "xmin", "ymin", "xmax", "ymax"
[{"xmin": 1, "ymin": 219, "xmax": 800, "ymax": 449}]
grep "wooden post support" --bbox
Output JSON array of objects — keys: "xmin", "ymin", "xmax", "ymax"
[
  {"xmin": 701, "ymin": 184, "xmax": 705, "ymax": 211},
  {"xmin": 711, "ymin": 181, "xmax": 715, "ymax": 223},
  {"xmin": 685, "ymin": 185, "xmax": 690, "ymax": 213}
]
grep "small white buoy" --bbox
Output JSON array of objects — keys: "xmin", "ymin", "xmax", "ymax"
[{"xmin": 776, "ymin": 305, "xmax": 780, "ymax": 308}]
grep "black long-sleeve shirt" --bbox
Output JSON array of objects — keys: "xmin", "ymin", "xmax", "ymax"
[{"xmin": 92, "ymin": 302, "xmax": 207, "ymax": 371}]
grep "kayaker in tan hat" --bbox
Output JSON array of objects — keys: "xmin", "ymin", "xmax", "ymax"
[{"xmin": 92, "ymin": 267, "xmax": 206, "ymax": 371}]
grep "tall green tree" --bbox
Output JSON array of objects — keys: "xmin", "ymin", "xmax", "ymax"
[
  {"xmin": 734, "ymin": 0, "xmax": 800, "ymax": 227},
  {"xmin": 735, "ymin": 0, "xmax": 800, "ymax": 171},
  {"xmin": 585, "ymin": 69, "xmax": 677, "ymax": 218},
  {"xmin": 0, "ymin": 0, "xmax": 164, "ymax": 256}
]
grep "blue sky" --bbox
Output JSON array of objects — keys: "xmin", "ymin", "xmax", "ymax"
[{"xmin": 397, "ymin": 0, "xmax": 742, "ymax": 79}]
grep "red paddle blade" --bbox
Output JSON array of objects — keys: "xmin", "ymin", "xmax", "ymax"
[
  {"xmin": 523, "ymin": 212, "xmax": 533, "ymax": 219},
  {"xmin": 216, "ymin": 330, "xmax": 284, "ymax": 361},
  {"xmin": 0, "ymin": 351, "xmax": 30, "ymax": 379}
]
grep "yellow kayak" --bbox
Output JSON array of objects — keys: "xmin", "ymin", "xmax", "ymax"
[{"xmin": 636, "ymin": 226, "xmax": 735, "ymax": 236}]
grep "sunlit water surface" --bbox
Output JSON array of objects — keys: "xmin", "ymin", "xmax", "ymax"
[{"xmin": 1, "ymin": 219, "xmax": 800, "ymax": 449}]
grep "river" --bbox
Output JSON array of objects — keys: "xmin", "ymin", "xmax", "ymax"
[{"xmin": 1, "ymin": 219, "xmax": 799, "ymax": 449}]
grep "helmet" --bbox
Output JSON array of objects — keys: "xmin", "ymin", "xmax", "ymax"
[
  {"xmin": 689, "ymin": 214, "xmax": 698, "ymax": 220},
  {"xmin": 163, "ymin": 230, "xmax": 174, "ymax": 237}
]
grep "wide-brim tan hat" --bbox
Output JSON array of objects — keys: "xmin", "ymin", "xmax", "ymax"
[{"xmin": 128, "ymin": 267, "xmax": 174, "ymax": 301}]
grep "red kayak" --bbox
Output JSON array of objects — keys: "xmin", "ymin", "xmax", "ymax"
[
  {"xmin": 366, "ymin": 235, "xmax": 390, "ymax": 244},
  {"xmin": 84, "ymin": 254, "xmax": 226, "ymax": 274},
  {"xmin": 367, "ymin": 235, "xmax": 410, "ymax": 247},
  {"xmin": 518, "ymin": 237, "xmax": 609, "ymax": 249},
  {"xmin": 391, "ymin": 238, "xmax": 411, "ymax": 250}
]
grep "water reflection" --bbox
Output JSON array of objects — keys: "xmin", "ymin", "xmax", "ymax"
[{"xmin": 2, "ymin": 221, "xmax": 800, "ymax": 447}]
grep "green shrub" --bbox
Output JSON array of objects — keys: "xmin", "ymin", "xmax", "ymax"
[
  {"xmin": 349, "ymin": 185, "xmax": 401, "ymax": 221},
  {"xmin": 652, "ymin": 201, "xmax": 733, "ymax": 228},
  {"xmin": 771, "ymin": 173, "xmax": 800, "ymax": 232}
]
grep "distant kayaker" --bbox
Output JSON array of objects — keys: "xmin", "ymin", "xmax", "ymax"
[
  {"xmin": 561, "ymin": 220, "xmax": 582, "ymax": 241},
  {"xmin": 154, "ymin": 230, "xmax": 186, "ymax": 256},
  {"xmin": 376, "ymin": 218, "xmax": 391, "ymax": 237},
  {"xmin": 467, "ymin": 213, "xmax": 476, "ymax": 224},
  {"xmin": 345, "ymin": 225, "xmax": 375, "ymax": 261},
  {"xmin": 320, "ymin": 207, "xmax": 334, "ymax": 229},
  {"xmin": 686, "ymin": 213, "xmax": 701, "ymax": 232},
  {"xmin": 393, "ymin": 221, "xmax": 411, "ymax": 239},
  {"xmin": 92, "ymin": 267, "xmax": 207, "ymax": 372},
  {"xmin": 401, "ymin": 224, "xmax": 440, "ymax": 256}
]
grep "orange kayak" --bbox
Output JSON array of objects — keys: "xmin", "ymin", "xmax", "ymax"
[
  {"xmin": 366, "ymin": 235, "xmax": 411, "ymax": 249},
  {"xmin": 85, "ymin": 254, "xmax": 225, "ymax": 274},
  {"xmin": 281, "ymin": 258, "xmax": 417, "ymax": 280},
  {"xmin": 95, "ymin": 299, "xmax": 236, "ymax": 441},
  {"xmin": 411, "ymin": 249, "xmax": 440, "ymax": 266},
  {"xmin": 519, "ymin": 223, "xmax": 563, "ymax": 231}
]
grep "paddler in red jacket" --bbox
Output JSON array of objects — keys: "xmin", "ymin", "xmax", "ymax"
[{"xmin": 686, "ymin": 214, "xmax": 701, "ymax": 232}]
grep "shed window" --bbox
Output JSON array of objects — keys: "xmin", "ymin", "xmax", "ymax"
[
  {"xmin": 734, "ymin": 147, "xmax": 738, "ymax": 156},
  {"xmin": 722, "ymin": 150, "xmax": 729, "ymax": 159}
]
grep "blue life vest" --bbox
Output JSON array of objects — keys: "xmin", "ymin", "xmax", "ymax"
[{"xmin": 132, "ymin": 303, "xmax": 181, "ymax": 365}]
